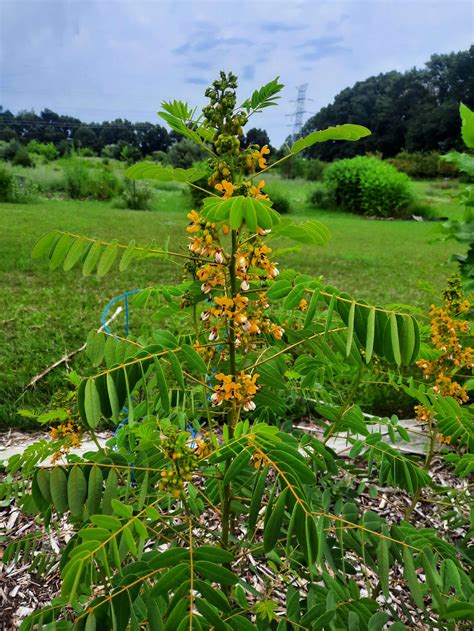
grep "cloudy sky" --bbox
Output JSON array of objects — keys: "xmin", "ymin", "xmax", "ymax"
[{"xmin": 1, "ymin": 0, "xmax": 472, "ymax": 145}]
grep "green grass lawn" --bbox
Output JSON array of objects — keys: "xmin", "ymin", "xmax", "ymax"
[{"xmin": 0, "ymin": 177, "xmax": 466, "ymax": 427}]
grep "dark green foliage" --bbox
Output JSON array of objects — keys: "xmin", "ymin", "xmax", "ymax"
[
  {"xmin": 267, "ymin": 190, "xmax": 291, "ymax": 214},
  {"xmin": 278, "ymin": 156, "xmax": 326, "ymax": 180},
  {"xmin": 388, "ymin": 151, "xmax": 459, "ymax": 178},
  {"xmin": 116, "ymin": 180, "xmax": 153, "ymax": 210},
  {"xmin": 0, "ymin": 164, "xmax": 14, "ymax": 201},
  {"xmin": 12, "ymin": 146, "xmax": 33, "ymax": 167},
  {"xmin": 324, "ymin": 156, "xmax": 415, "ymax": 218},
  {"xmin": 64, "ymin": 160, "xmax": 122, "ymax": 200},
  {"xmin": 302, "ymin": 47, "xmax": 474, "ymax": 159},
  {"xmin": 167, "ymin": 139, "xmax": 206, "ymax": 169}
]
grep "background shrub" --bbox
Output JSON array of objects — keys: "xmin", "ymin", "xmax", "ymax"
[
  {"xmin": 64, "ymin": 160, "xmax": 92, "ymax": 198},
  {"xmin": 12, "ymin": 146, "xmax": 33, "ymax": 168},
  {"xmin": 308, "ymin": 183, "xmax": 335, "ymax": 209},
  {"xmin": 324, "ymin": 156, "xmax": 415, "ymax": 218},
  {"xmin": 0, "ymin": 164, "xmax": 14, "ymax": 201},
  {"xmin": 278, "ymin": 156, "xmax": 326, "ymax": 180},
  {"xmin": 0, "ymin": 140, "xmax": 21, "ymax": 162},
  {"xmin": 268, "ymin": 189, "xmax": 291, "ymax": 214},
  {"xmin": 388, "ymin": 150, "xmax": 459, "ymax": 178},
  {"xmin": 116, "ymin": 180, "xmax": 153, "ymax": 210},
  {"xmin": 167, "ymin": 139, "xmax": 206, "ymax": 169},
  {"xmin": 27, "ymin": 140, "xmax": 58, "ymax": 162}
]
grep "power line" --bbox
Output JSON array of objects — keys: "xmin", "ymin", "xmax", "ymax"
[{"xmin": 286, "ymin": 84, "xmax": 313, "ymax": 141}]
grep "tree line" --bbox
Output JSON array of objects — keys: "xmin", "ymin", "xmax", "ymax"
[
  {"xmin": 1, "ymin": 47, "xmax": 472, "ymax": 161},
  {"xmin": 300, "ymin": 47, "xmax": 474, "ymax": 160}
]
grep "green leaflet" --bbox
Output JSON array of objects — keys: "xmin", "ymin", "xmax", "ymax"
[
  {"xmin": 86, "ymin": 331, "xmax": 105, "ymax": 367},
  {"xmin": 195, "ymin": 598, "xmax": 230, "ymax": 631},
  {"xmin": 82, "ymin": 240, "xmax": 102, "ymax": 276},
  {"xmin": 49, "ymin": 233, "xmax": 73, "ymax": 270},
  {"xmin": 106, "ymin": 373, "xmax": 120, "ymax": 423},
  {"xmin": 222, "ymin": 448, "xmax": 251, "ymax": 485},
  {"xmin": 150, "ymin": 564, "xmax": 189, "ymax": 597},
  {"xmin": 291, "ymin": 123, "xmax": 371, "ymax": 154},
  {"xmin": 263, "ymin": 487, "xmax": 288, "ymax": 552},
  {"xmin": 243, "ymin": 197, "xmax": 257, "ymax": 232},
  {"xmin": 31, "ymin": 230, "xmax": 59, "ymax": 259},
  {"xmin": 229, "ymin": 197, "xmax": 244, "ymax": 230},
  {"xmin": 87, "ymin": 466, "xmax": 103, "ymax": 515},
  {"xmin": 36, "ymin": 468, "xmax": 52, "ymax": 503},
  {"xmin": 365, "ymin": 307, "xmax": 375, "ymax": 363},
  {"xmin": 84, "ymin": 378, "xmax": 101, "ymax": 429},
  {"xmin": 242, "ymin": 76, "xmax": 284, "ymax": 112},
  {"xmin": 195, "ymin": 561, "xmax": 238, "ymax": 586},
  {"xmin": 181, "ymin": 344, "xmax": 207, "ymax": 374},
  {"xmin": 50, "ymin": 467, "xmax": 68, "ymax": 514},
  {"xmin": 346, "ymin": 300, "xmax": 356, "ymax": 357},
  {"xmin": 283, "ymin": 284, "xmax": 305, "ymax": 310},
  {"xmin": 389, "ymin": 312, "xmax": 401, "ymax": 366},
  {"xmin": 153, "ymin": 358, "xmax": 170, "ymax": 415},
  {"xmin": 304, "ymin": 289, "xmax": 320, "ymax": 327},
  {"xmin": 119, "ymin": 239, "xmax": 136, "ymax": 272},
  {"xmin": 63, "ymin": 237, "xmax": 85, "ymax": 271},
  {"xmin": 460, "ymin": 102, "xmax": 474, "ymax": 148},
  {"xmin": 97, "ymin": 241, "xmax": 118, "ymax": 277},
  {"xmin": 272, "ymin": 219, "xmax": 331, "ymax": 246},
  {"xmin": 402, "ymin": 547, "xmax": 424, "ymax": 609},
  {"xmin": 376, "ymin": 536, "xmax": 390, "ymax": 600},
  {"xmin": 266, "ymin": 280, "xmax": 292, "ymax": 300},
  {"xmin": 248, "ymin": 465, "xmax": 269, "ymax": 532},
  {"xmin": 168, "ymin": 352, "xmax": 185, "ymax": 390},
  {"xmin": 194, "ymin": 546, "xmax": 233, "ymax": 564},
  {"xmin": 67, "ymin": 465, "xmax": 87, "ymax": 517}
]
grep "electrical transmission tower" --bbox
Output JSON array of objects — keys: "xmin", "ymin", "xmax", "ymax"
[{"xmin": 286, "ymin": 84, "xmax": 312, "ymax": 141}]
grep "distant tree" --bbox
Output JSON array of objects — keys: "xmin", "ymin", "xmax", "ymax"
[
  {"xmin": 73, "ymin": 125, "xmax": 99, "ymax": 151},
  {"xmin": 242, "ymin": 127, "xmax": 271, "ymax": 149},
  {"xmin": 167, "ymin": 138, "xmax": 206, "ymax": 169},
  {"xmin": 302, "ymin": 46, "xmax": 474, "ymax": 159}
]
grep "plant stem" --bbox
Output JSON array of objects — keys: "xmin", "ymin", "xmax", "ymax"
[
  {"xmin": 222, "ymin": 229, "xmax": 239, "ymax": 552},
  {"xmin": 404, "ymin": 420, "xmax": 437, "ymax": 520}
]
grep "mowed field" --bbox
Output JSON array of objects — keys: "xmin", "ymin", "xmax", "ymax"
[{"xmin": 0, "ymin": 177, "xmax": 465, "ymax": 427}]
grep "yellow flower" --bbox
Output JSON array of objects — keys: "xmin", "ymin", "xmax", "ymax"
[
  {"xmin": 252, "ymin": 145, "xmax": 270, "ymax": 170},
  {"xmin": 215, "ymin": 180, "xmax": 235, "ymax": 199},
  {"xmin": 249, "ymin": 179, "xmax": 268, "ymax": 200}
]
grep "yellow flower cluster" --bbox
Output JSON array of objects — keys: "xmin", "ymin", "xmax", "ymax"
[
  {"xmin": 50, "ymin": 420, "xmax": 83, "ymax": 463},
  {"xmin": 211, "ymin": 372, "xmax": 259, "ymax": 411},
  {"xmin": 242, "ymin": 144, "xmax": 270, "ymax": 174},
  {"xmin": 415, "ymin": 275, "xmax": 473, "ymax": 435}
]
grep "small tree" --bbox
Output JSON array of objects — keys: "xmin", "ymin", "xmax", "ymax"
[{"xmin": 11, "ymin": 72, "xmax": 474, "ymax": 630}]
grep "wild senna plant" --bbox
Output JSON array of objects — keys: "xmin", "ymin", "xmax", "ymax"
[{"xmin": 6, "ymin": 72, "xmax": 474, "ymax": 630}]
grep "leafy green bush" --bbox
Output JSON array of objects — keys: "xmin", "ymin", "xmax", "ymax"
[
  {"xmin": 267, "ymin": 189, "xmax": 290, "ymax": 213},
  {"xmin": 0, "ymin": 139, "xmax": 21, "ymax": 161},
  {"xmin": 27, "ymin": 140, "xmax": 59, "ymax": 161},
  {"xmin": 116, "ymin": 179, "xmax": 153, "ymax": 210},
  {"xmin": 0, "ymin": 165, "xmax": 39, "ymax": 202},
  {"xmin": 278, "ymin": 156, "xmax": 326, "ymax": 180},
  {"xmin": 167, "ymin": 138, "xmax": 207, "ymax": 168},
  {"xmin": 388, "ymin": 151, "xmax": 459, "ymax": 178},
  {"xmin": 0, "ymin": 164, "xmax": 14, "ymax": 200},
  {"xmin": 12, "ymin": 146, "xmax": 34, "ymax": 168},
  {"xmin": 324, "ymin": 156, "xmax": 415, "ymax": 218},
  {"xmin": 64, "ymin": 160, "xmax": 122, "ymax": 200}
]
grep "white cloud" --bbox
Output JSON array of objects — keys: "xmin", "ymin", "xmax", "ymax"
[{"xmin": 1, "ymin": 0, "xmax": 472, "ymax": 144}]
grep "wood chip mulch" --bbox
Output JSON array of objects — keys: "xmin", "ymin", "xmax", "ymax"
[{"xmin": 0, "ymin": 430, "xmax": 471, "ymax": 630}]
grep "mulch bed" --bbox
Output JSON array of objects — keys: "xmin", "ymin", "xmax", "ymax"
[{"xmin": 0, "ymin": 429, "xmax": 470, "ymax": 630}]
